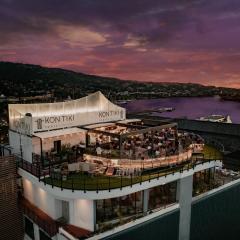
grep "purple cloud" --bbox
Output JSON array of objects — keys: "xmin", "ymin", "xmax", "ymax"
[{"xmin": 0, "ymin": 0, "xmax": 240, "ymax": 87}]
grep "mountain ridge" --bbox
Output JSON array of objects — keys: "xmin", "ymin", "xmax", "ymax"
[{"xmin": 0, "ymin": 61, "xmax": 239, "ymax": 100}]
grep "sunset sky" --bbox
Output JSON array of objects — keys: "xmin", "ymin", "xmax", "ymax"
[{"xmin": 1, "ymin": 0, "xmax": 240, "ymax": 88}]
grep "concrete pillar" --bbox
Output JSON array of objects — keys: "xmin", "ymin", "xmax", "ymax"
[
  {"xmin": 70, "ymin": 199, "xmax": 96, "ymax": 232},
  {"xmin": 33, "ymin": 223, "xmax": 40, "ymax": 240},
  {"xmin": 176, "ymin": 180, "xmax": 180, "ymax": 202},
  {"xmin": 177, "ymin": 175, "xmax": 193, "ymax": 240},
  {"xmin": 69, "ymin": 200, "xmax": 75, "ymax": 225},
  {"xmin": 143, "ymin": 189, "xmax": 150, "ymax": 214},
  {"xmin": 210, "ymin": 167, "xmax": 215, "ymax": 179},
  {"xmin": 54, "ymin": 199, "xmax": 63, "ymax": 220}
]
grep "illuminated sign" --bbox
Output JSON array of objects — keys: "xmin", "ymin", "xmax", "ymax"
[
  {"xmin": 98, "ymin": 110, "xmax": 124, "ymax": 119},
  {"xmin": 34, "ymin": 115, "xmax": 75, "ymax": 130},
  {"xmin": 32, "ymin": 110, "xmax": 125, "ymax": 132}
]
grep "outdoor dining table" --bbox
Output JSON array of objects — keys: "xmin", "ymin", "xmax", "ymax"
[{"xmin": 51, "ymin": 167, "xmax": 61, "ymax": 180}]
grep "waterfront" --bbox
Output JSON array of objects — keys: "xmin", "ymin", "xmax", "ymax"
[{"xmin": 123, "ymin": 97, "xmax": 240, "ymax": 124}]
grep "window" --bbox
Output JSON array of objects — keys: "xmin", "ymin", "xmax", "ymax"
[
  {"xmin": 40, "ymin": 230, "xmax": 51, "ymax": 240},
  {"xmin": 54, "ymin": 140, "xmax": 61, "ymax": 153},
  {"xmin": 24, "ymin": 217, "xmax": 35, "ymax": 240}
]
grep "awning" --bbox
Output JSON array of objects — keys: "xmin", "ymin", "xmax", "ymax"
[
  {"xmin": 33, "ymin": 127, "xmax": 86, "ymax": 139},
  {"xmin": 84, "ymin": 122, "xmax": 115, "ymax": 129}
]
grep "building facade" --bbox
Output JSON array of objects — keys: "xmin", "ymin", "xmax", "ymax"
[
  {"xmin": 0, "ymin": 155, "xmax": 24, "ymax": 240},
  {"xmin": 5, "ymin": 92, "xmax": 223, "ymax": 240}
]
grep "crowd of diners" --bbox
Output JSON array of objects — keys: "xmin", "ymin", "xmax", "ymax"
[
  {"xmin": 88, "ymin": 124, "xmax": 204, "ymax": 160},
  {"xmin": 121, "ymin": 128, "xmax": 178, "ymax": 159},
  {"xmin": 44, "ymin": 122, "xmax": 204, "ymax": 179},
  {"xmin": 120, "ymin": 129, "xmax": 203, "ymax": 159}
]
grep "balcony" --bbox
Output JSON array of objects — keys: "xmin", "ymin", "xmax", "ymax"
[
  {"xmin": 20, "ymin": 196, "xmax": 58, "ymax": 237},
  {"xmin": 17, "ymin": 143, "xmax": 223, "ymax": 192},
  {"xmin": 20, "ymin": 196, "xmax": 92, "ymax": 239}
]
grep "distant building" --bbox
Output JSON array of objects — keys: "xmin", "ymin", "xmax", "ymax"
[
  {"xmin": 0, "ymin": 155, "xmax": 24, "ymax": 240},
  {"xmin": 198, "ymin": 115, "xmax": 232, "ymax": 123}
]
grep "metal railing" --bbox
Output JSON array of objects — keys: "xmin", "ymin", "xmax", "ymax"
[
  {"xmin": 43, "ymin": 157, "xmax": 221, "ymax": 192},
  {"xmin": 16, "ymin": 149, "xmax": 223, "ymax": 192}
]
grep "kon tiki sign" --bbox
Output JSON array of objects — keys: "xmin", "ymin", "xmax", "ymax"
[
  {"xmin": 35, "ymin": 115, "xmax": 75, "ymax": 130},
  {"xmin": 98, "ymin": 110, "xmax": 124, "ymax": 119},
  {"xmin": 33, "ymin": 109, "xmax": 124, "ymax": 131},
  {"xmin": 13, "ymin": 118, "xmax": 31, "ymax": 134}
]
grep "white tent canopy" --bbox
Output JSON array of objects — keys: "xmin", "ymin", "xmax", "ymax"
[{"xmin": 9, "ymin": 91, "xmax": 126, "ymax": 134}]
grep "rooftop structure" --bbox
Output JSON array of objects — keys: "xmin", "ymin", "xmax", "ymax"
[
  {"xmin": 9, "ymin": 91, "xmax": 126, "ymax": 135},
  {"xmin": 4, "ymin": 91, "xmax": 224, "ymax": 240}
]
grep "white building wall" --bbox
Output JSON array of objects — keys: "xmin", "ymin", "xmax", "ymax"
[
  {"xmin": 22, "ymin": 176, "xmax": 96, "ymax": 231},
  {"xmin": 70, "ymin": 199, "xmax": 95, "ymax": 232},
  {"xmin": 22, "ymin": 178, "xmax": 59, "ymax": 219},
  {"xmin": 21, "ymin": 134, "xmax": 33, "ymax": 162},
  {"xmin": 9, "ymin": 130, "xmax": 21, "ymax": 155},
  {"xmin": 9, "ymin": 130, "xmax": 33, "ymax": 162}
]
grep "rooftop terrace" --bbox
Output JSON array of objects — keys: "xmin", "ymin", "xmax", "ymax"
[{"xmin": 17, "ymin": 145, "xmax": 223, "ymax": 192}]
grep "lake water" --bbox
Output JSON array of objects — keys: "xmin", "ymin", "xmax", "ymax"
[{"xmin": 122, "ymin": 97, "xmax": 240, "ymax": 124}]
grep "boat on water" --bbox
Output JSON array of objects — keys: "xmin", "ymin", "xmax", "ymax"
[
  {"xmin": 116, "ymin": 99, "xmax": 132, "ymax": 104},
  {"xmin": 158, "ymin": 107, "xmax": 175, "ymax": 112},
  {"xmin": 197, "ymin": 114, "xmax": 232, "ymax": 123}
]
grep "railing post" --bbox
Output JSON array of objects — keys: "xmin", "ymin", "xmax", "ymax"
[
  {"xmin": 72, "ymin": 178, "xmax": 74, "ymax": 192},
  {"xmin": 96, "ymin": 177, "xmax": 99, "ymax": 193},
  {"xmin": 84, "ymin": 176, "xmax": 86, "ymax": 193},
  {"xmin": 131, "ymin": 174, "xmax": 133, "ymax": 187},
  {"xmin": 120, "ymin": 175, "xmax": 123, "ymax": 190},
  {"xmin": 140, "ymin": 173, "xmax": 142, "ymax": 185},
  {"xmin": 51, "ymin": 175, "xmax": 53, "ymax": 188},
  {"xmin": 37, "ymin": 165, "xmax": 40, "ymax": 182},
  {"xmin": 108, "ymin": 177, "xmax": 111, "ymax": 192},
  {"xmin": 44, "ymin": 172, "xmax": 46, "ymax": 185},
  {"xmin": 38, "ymin": 165, "xmax": 41, "ymax": 182},
  {"xmin": 61, "ymin": 175, "xmax": 63, "ymax": 191}
]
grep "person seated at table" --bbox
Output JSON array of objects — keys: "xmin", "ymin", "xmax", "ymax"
[
  {"xmin": 155, "ymin": 150, "xmax": 160, "ymax": 157},
  {"xmin": 96, "ymin": 146, "xmax": 102, "ymax": 155}
]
